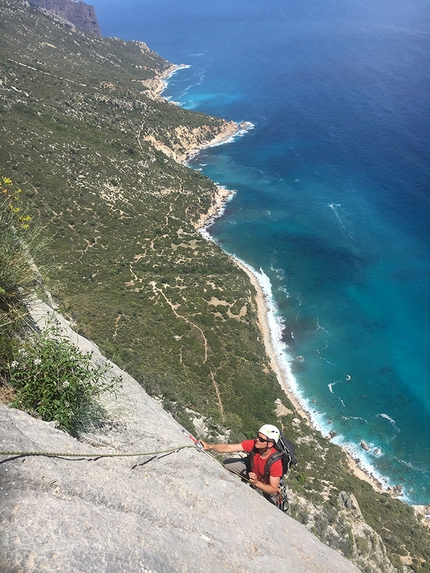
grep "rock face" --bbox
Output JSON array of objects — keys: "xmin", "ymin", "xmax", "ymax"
[
  {"xmin": 28, "ymin": 0, "xmax": 102, "ymax": 36},
  {"xmin": 289, "ymin": 489, "xmax": 401, "ymax": 573},
  {"xmin": 0, "ymin": 302, "xmax": 360, "ymax": 573}
]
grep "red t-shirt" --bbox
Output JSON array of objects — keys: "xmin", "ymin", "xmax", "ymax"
[{"xmin": 241, "ymin": 439, "xmax": 283, "ymax": 483}]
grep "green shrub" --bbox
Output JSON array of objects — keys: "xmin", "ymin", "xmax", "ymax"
[
  {"xmin": 355, "ymin": 535, "xmax": 369, "ymax": 555},
  {"xmin": 0, "ymin": 176, "xmax": 40, "ymax": 338},
  {"xmin": 8, "ymin": 323, "xmax": 121, "ymax": 436}
]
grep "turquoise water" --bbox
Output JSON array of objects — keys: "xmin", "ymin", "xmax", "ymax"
[{"xmin": 93, "ymin": 0, "xmax": 430, "ymax": 503}]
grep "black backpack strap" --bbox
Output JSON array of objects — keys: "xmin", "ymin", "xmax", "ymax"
[
  {"xmin": 262, "ymin": 451, "xmax": 283, "ymax": 483},
  {"xmin": 247, "ymin": 449, "xmax": 284, "ymax": 483},
  {"xmin": 246, "ymin": 448, "xmax": 256, "ymax": 474}
]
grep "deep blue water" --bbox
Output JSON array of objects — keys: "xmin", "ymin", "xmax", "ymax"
[{"xmin": 93, "ymin": 0, "xmax": 430, "ymax": 504}]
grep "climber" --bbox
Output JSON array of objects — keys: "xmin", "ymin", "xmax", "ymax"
[{"xmin": 200, "ymin": 424, "xmax": 283, "ymax": 505}]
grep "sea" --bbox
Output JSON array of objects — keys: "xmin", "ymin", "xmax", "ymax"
[{"xmin": 92, "ymin": 0, "xmax": 430, "ymax": 505}]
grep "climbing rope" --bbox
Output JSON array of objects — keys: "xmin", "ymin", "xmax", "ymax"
[
  {"xmin": 0, "ymin": 430, "xmax": 210, "ymax": 460},
  {"xmin": 0, "ymin": 445, "xmax": 196, "ymax": 459}
]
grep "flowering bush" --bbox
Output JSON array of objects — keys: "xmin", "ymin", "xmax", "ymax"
[
  {"xmin": 8, "ymin": 323, "xmax": 121, "ymax": 436},
  {"xmin": 0, "ymin": 175, "xmax": 39, "ymax": 341}
]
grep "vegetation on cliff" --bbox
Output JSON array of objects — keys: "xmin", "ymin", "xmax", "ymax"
[
  {"xmin": 0, "ymin": 177, "xmax": 37, "ymax": 345},
  {"xmin": 0, "ymin": 1, "xmax": 429, "ymax": 571},
  {"xmin": 0, "ymin": 0, "xmax": 280, "ymax": 440},
  {"xmin": 0, "ymin": 176, "xmax": 120, "ymax": 434}
]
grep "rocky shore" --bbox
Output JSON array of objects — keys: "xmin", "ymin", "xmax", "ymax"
[{"xmin": 190, "ymin": 131, "xmax": 413, "ymax": 506}]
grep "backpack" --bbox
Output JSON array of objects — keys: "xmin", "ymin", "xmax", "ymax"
[{"xmin": 248, "ymin": 430, "xmax": 297, "ymax": 482}]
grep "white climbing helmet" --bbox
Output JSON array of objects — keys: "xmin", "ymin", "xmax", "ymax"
[{"xmin": 258, "ymin": 424, "xmax": 280, "ymax": 444}]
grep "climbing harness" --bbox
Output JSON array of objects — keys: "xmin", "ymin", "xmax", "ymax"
[
  {"xmin": 224, "ymin": 464, "xmax": 290, "ymax": 512},
  {"xmin": 277, "ymin": 478, "xmax": 290, "ymax": 512}
]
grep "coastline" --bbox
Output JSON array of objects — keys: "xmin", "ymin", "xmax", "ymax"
[
  {"xmin": 155, "ymin": 61, "xmax": 254, "ymax": 164},
  {"xmin": 183, "ymin": 121, "xmax": 253, "ymax": 165},
  {"xmin": 161, "ymin": 67, "xmax": 399, "ymax": 503},
  {"xmin": 196, "ymin": 183, "xmax": 397, "ymax": 499},
  {"xmin": 230, "ymin": 255, "xmax": 388, "ymax": 497},
  {"xmin": 193, "ymin": 184, "xmax": 235, "ymax": 232},
  {"xmin": 232, "ymin": 258, "xmax": 311, "ymax": 424},
  {"xmin": 144, "ymin": 63, "xmax": 189, "ymax": 100}
]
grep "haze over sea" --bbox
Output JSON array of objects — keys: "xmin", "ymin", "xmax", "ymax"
[{"xmin": 93, "ymin": 0, "xmax": 430, "ymax": 504}]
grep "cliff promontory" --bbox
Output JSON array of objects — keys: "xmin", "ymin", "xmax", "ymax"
[{"xmin": 28, "ymin": 0, "xmax": 102, "ymax": 35}]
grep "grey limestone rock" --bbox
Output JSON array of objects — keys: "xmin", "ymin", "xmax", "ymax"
[{"xmin": 0, "ymin": 302, "xmax": 360, "ymax": 573}]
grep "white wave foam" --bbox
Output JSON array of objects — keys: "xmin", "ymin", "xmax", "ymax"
[
  {"xmin": 220, "ymin": 262, "xmax": 343, "ymax": 445},
  {"xmin": 225, "ymin": 262, "xmax": 301, "ymax": 399},
  {"xmin": 398, "ymin": 458, "xmax": 419, "ymax": 470},
  {"xmin": 328, "ymin": 374, "xmax": 352, "ymax": 394},
  {"xmin": 196, "ymin": 123, "xmax": 254, "ymax": 154},
  {"xmin": 378, "ymin": 412, "xmax": 395, "ymax": 425},
  {"xmin": 199, "ymin": 228, "xmax": 213, "ymax": 242},
  {"xmin": 377, "ymin": 413, "xmax": 400, "ymax": 432},
  {"xmin": 170, "ymin": 64, "xmax": 191, "ymax": 74},
  {"xmin": 341, "ymin": 416, "xmax": 368, "ymax": 424},
  {"xmin": 161, "ymin": 64, "xmax": 192, "ymax": 94},
  {"xmin": 328, "ymin": 202, "xmax": 357, "ymax": 242},
  {"xmin": 181, "ymin": 78, "xmax": 205, "ymax": 96},
  {"xmin": 315, "ymin": 319, "xmax": 329, "ymax": 334},
  {"xmin": 332, "ymin": 441, "xmax": 414, "ymax": 501},
  {"xmin": 270, "ymin": 264, "xmax": 285, "ymax": 282},
  {"xmin": 338, "ymin": 440, "xmax": 394, "ymax": 487},
  {"xmin": 218, "ymin": 122, "xmax": 255, "ymax": 146},
  {"xmin": 321, "ymin": 356, "xmax": 337, "ymax": 368},
  {"xmin": 328, "ymin": 202, "xmax": 346, "ymax": 230},
  {"xmin": 166, "ymin": 98, "xmax": 183, "ymax": 107}
]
